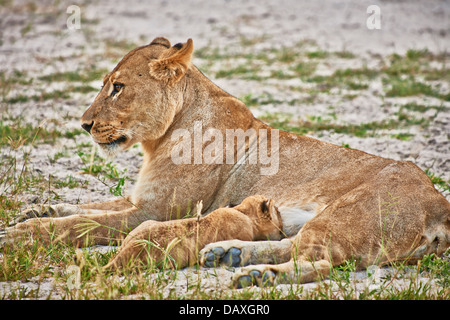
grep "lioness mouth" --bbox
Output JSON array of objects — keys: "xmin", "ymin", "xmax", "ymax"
[{"xmin": 98, "ymin": 135, "xmax": 127, "ymax": 147}]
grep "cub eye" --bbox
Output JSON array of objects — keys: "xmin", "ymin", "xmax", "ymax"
[{"xmin": 111, "ymin": 83, "xmax": 123, "ymax": 96}]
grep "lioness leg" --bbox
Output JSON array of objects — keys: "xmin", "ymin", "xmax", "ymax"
[
  {"xmin": 199, "ymin": 238, "xmax": 293, "ymax": 267},
  {"xmin": 78, "ymin": 196, "xmax": 135, "ymax": 211},
  {"xmin": 233, "ymin": 228, "xmax": 335, "ymax": 287},
  {"xmin": 13, "ymin": 196, "xmax": 135, "ymax": 224},
  {"xmin": 233, "ymin": 168, "xmax": 450, "ymax": 287},
  {"xmin": 0, "ymin": 207, "xmax": 149, "ymax": 247}
]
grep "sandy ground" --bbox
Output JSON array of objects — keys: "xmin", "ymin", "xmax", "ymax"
[{"xmin": 0, "ymin": 0, "xmax": 449, "ymax": 299}]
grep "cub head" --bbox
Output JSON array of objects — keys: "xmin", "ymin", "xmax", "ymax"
[
  {"xmin": 234, "ymin": 195, "xmax": 284, "ymax": 240},
  {"xmin": 80, "ymin": 37, "xmax": 194, "ymax": 157}
]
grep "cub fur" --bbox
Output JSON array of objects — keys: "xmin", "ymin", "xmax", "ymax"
[{"xmin": 105, "ymin": 195, "xmax": 282, "ymax": 270}]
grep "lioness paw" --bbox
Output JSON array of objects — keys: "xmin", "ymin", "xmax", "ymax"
[
  {"xmin": 11, "ymin": 205, "xmax": 57, "ymax": 225},
  {"xmin": 0, "ymin": 228, "xmax": 7, "ymax": 246},
  {"xmin": 0, "ymin": 218, "xmax": 56, "ymax": 247},
  {"xmin": 13, "ymin": 204, "xmax": 82, "ymax": 226},
  {"xmin": 233, "ymin": 266, "xmax": 276, "ymax": 288},
  {"xmin": 0, "ymin": 223, "xmax": 30, "ymax": 246}
]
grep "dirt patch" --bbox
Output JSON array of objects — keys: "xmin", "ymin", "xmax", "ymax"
[{"xmin": 0, "ymin": 0, "xmax": 448, "ymax": 299}]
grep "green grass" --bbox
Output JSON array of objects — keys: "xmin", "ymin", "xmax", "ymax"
[
  {"xmin": 383, "ymin": 50, "xmax": 449, "ymax": 80},
  {"xmin": 76, "ymin": 148, "xmax": 131, "ymax": 197},
  {"xmin": 0, "ymin": 155, "xmax": 47, "ymax": 224},
  {"xmin": 0, "ymin": 119, "xmax": 85, "ymax": 147},
  {"xmin": 4, "ymin": 86, "xmax": 99, "ymax": 105},
  {"xmin": 400, "ymin": 102, "xmax": 447, "ymax": 113},
  {"xmin": 291, "ymin": 61, "xmax": 317, "ymax": 78},
  {"xmin": 52, "ymin": 175, "xmax": 89, "ymax": 190},
  {"xmin": 1, "ymin": 133, "xmax": 447, "ymax": 299},
  {"xmin": 306, "ymin": 50, "xmax": 329, "ymax": 59},
  {"xmin": 0, "ymin": 121, "xmax": 60, "ymax": 146},
  {"xmin": 259, "ymin": 108, "xmax": 429, "ymax": 139},
  {"xmin": 5, "ymin": 90, "xmax": 71, "ymax": 104},
  {"xmin": 425, "ymin": 169, "xmax": 450, "ymax": 193},
  {"xmin": 0, "ymin": 230, "xmax": 448, "ymax": 299},
  {"xmin": 301, "ymin": 67, "xmax": 377, "ymax": 92},
  {"xmin": 199, "ymin": 42, "xmax": 448, "ymax": 106},
  {"xmin": 0, "ymin": 70, "xmax": 33, "ymax": 86},
  {"xmin": 215, "ymin": 64, "xmax": 262, "ymax": 80},
  {"xmin": 38, "ymin": 68, "xmax": 108, "ymax": 83},
  {"xmin": 384, "ymin": 77, "xmax": 449, "ymax": 101},
  {"xmin": 332, "ymin": 67, "xmax": 380, "ymax": 80},
  {"xmin": 240, "ymin": 93, "xmax": 294, "ymax": 107},
  {"xmin": 333, "ymin": 50, "xmax": 356, "ymax": 59},
  {"xmin": 0, "ymin": 36, "xmax": 449, "ymax": 300}
]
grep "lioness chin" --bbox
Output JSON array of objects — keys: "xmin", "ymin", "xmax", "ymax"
[{"xmin": 2, "ymin": 36, "xmax": 449, "ymax": 287}]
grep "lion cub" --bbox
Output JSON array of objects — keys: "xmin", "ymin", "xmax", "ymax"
[{"xmin": 105, "ymin": 195, "xmax": 283, "ymax": 270}]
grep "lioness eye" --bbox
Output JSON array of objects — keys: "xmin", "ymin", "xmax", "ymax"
[{"xmin": 111, "ymin": 83, "xmax": 123, "ymax": 96}]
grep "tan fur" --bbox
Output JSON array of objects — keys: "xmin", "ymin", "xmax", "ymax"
[
  {"xmin": 104, "ymin": 195, "xmax": 282, "ymax": 270},
  {"xmin": 2, "ymin": 37, "xmax": 449, "ymax": 286}
]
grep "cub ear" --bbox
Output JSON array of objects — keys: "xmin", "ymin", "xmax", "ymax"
[
  {"xmin": 260, "ymin": 200, "xmax": 271, "ymax": 219},
  {"xmin": 148, "ymin": 38, "xmax": 194, "ymax": 84}
]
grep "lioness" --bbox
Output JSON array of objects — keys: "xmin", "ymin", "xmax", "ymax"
[
  {"xmin": 2, "ymin": 37, "xmax": 449, "ymax": 287},
  {"xmin": 104, "ymin": 195, "xmax": 282, "ymax": 270}
]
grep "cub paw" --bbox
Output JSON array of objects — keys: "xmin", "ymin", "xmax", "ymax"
[
  {"xmin": 200, "ymin": 240, "xmax": 247, "ymax": 268},
  {"xmin": 200, "ymin": 246, "xmax": 242, "ymax": 267}
]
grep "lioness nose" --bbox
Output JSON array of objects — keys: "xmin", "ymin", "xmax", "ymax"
[{"xmin": 81, "ymin": 121, "xmax": 94, "ymax": 134}]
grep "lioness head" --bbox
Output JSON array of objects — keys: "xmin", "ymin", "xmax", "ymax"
[
  {"xmin": 234, "ymin": 195, "xmax": 284, "ymax": 240},
  {"xmin": 81, "ymin": 37, "xmax": 193, "ymax": 157}
]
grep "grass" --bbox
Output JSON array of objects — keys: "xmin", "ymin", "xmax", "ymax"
[
  {"xmin": 0, "ymin": 231, "xmax": 448, "ymax": 299},
  {"xmin": 0, "ymin": 32, "xmax": 449, "ymax": 300},
  {"xmin": 259, "ymin": 108, "xmax": 430, "ymax": 139},
  {"xmin": 0, "ymin": 66, "xmax": 106, "ymax": 107},
  {"xmin": 5, "ymin": 90, "xmax": 72, "ymax": 104},
  {"xmin": 425, "ymin": 169, "xmax": 450, "ymax": 194},
  {"xmin": 52, "ymin": 175, "xmax": 89, "ymax": 190},
  {"xmin": 0, "ymin": 119, "xmax": 86, "ymax": 147},
  {"xmin": 198, "ymin": 41, "xmax": 448, "ymax": 105},
  {"xmin": 38, "ymin": 68, "xmax": 109, "ymax": 83},
  {"xmin": 306, "ymin": 50, "xmax": 329, "ymax": 59},
  {"xmin": 216, "ymin": 45, "xmax": 448, "ymax": 145},
  {"xmin": 384, "ymin": 76, "xmax": 449, "ymax": 101},
  {"xmin": 215, "ymin": 64, "xmax": 262, "ymax": 80},
  {"xmin": 1, "ymin": 127, "xmax": 448, "ymax": 299},
  {"xmin": 382, "ymin": 50, "xmax": 450, "ymax": 81}
]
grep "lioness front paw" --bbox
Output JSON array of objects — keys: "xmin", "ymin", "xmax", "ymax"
[
  {"xmin": 233, "ymin": 266, "xmax": 276, "ymax": 288},
  {"xmin": 0, "ymin": 218, "xmax": 49, "ymax": 246},
  {"xmin": 12, "ymin": 204, "xmax": 81, "ymax": 226},
  {"xmin": 200, "ymin": 240, "xmax": 248, "ymax": 268},
  {"xmin": 0, "ymin": 228, "xmax": 7, "ymax": 246},
  {"xmin": 12, "ymin": 205, "xmax": 57, "ymax": 225},
  {"xmin": 0, "ymin": 226, "xmax": 23, "ymax": 246}
]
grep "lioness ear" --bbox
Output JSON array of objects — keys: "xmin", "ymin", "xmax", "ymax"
[
  {"xmin": 150, "ymin": 37, "xmax": 171, "ymax": 48},
  {"xmin": 148, "ymin": 38, "xmax": 194, "ymax": 84}
]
